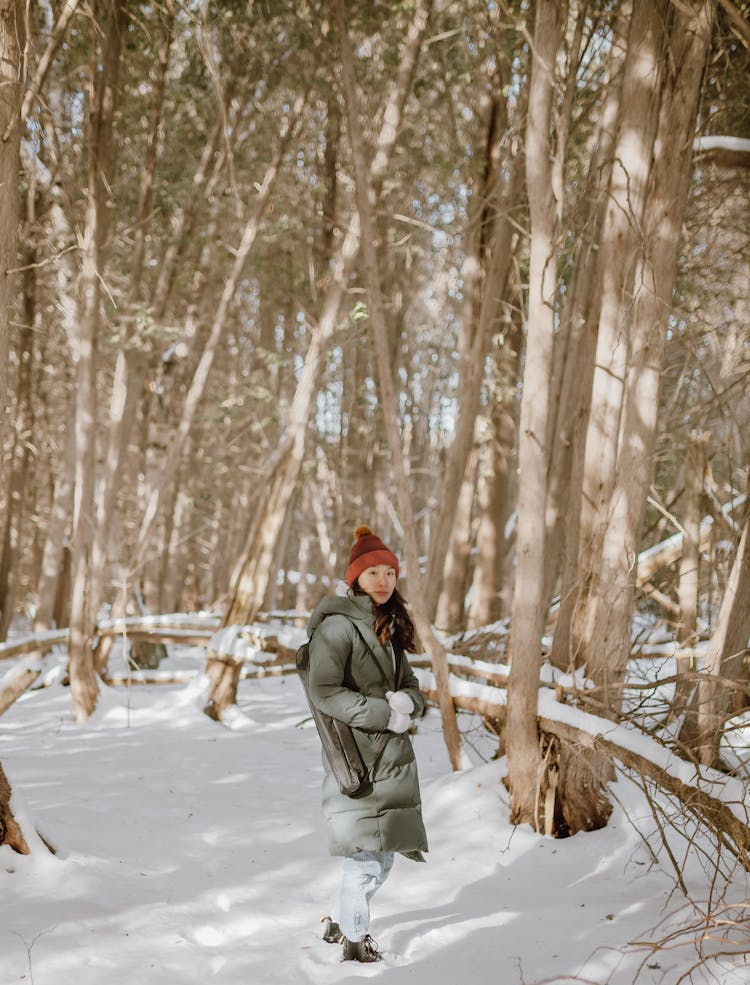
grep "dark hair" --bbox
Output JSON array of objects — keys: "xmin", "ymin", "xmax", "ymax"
[{"xmin": 353, "ymin": 583, "xmax": 418, "ymax": 653}]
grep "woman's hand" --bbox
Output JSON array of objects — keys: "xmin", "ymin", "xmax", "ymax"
[
  {"xmin": 387, "ymin": 709, "xmax": 411, "ymax": 733},
  {"xmin": 385, "ymin": 690, "xmax": 414, "ymax": 715}
]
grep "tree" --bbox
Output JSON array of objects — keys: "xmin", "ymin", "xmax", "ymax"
[
  {"xmin": 549, "ymin": 0, "xmax": 717, "ymax": 833},
  {"xmin": 202, "ymin": 0, "xmax": 436, "ymax": 720},
  {"xmin": 505, "ymin": 0, "xmax": 563, "ymax": 830},
  {"xmin": 0, "ymin": 0, "xmax": 24, "ymax": 475},
  {"xmin": 67, "ymin": 0, "xmax": 128, "ymax": 722}
]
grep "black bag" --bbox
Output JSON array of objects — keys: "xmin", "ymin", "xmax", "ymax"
[{"xmin": 296, "ymin": 641, "xmax": 371, "ymax": 797}]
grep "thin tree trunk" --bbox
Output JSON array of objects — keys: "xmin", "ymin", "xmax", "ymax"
[
  {"xmin": 543, "ymin": 0, "xmax": 631, "ymax": 616},
  {"xmin": 670, "ymin": 432, "xmax": 708, "ymax": 719},
  {"xmin": 424, "ymin": 73, "xmax": 518, "ymax": 619},
  {"xmin": 467, "ymin": 275, "xmax": 524, "ymax": 628},
  {"xmin": 68, "ymin": 0, "xmax": 127, "ymax": 722},
  {"xmin": 0, "ymin": 212, "xmax": 36, "ymax": 639},
  {"xmin": 128, "ymin": 0, "xmax": 175, "ymax": 303},
  {"xmin": 506, "ymin": 0, "xmax": 563, "ymax": 830},
  {"xmin": 0, "ymin": 0, "xmax": 24, "ymax": 468},
  {"xmin": 335, "ymin": 0, "xmax": 462, "ymax": 770},
  {"xmin": 20, "ymin": 0, "xmax": 81, "ymax": 125},
  {"xmin": 435, "ymin": 448, "xmax": 477, "ymax": 633},
  {"xmin": 696, "ymin": 491, "xmax": 750, "ymax": 765}
]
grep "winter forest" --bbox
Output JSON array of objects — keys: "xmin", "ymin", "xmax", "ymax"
[{"xmin": 1, "ymin": 0, "xmax": 750, "ymax": 982}]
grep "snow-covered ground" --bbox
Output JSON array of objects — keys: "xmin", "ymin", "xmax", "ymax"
[{"xmin": 2, "ymin": 638, "xmax": 750, "ymax": 985}]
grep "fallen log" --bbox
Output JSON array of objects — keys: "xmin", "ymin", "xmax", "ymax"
[
  {"xmin": 0, "ymin": 663, "xmax": 43, "ymax": 716},
  {"xmin": 0, "ymin": 629, "xmax": 68, "ymax": 662},
  {"xmin": 102, "ymin": 662, "xmax": 297, "ymax": 686},
  {"xmin": 539, "ymin": 715, "xmax": 750, "ymax": 868}
]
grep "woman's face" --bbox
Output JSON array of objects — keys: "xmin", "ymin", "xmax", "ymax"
[{"xmin": 358, "ymin": 564, "xmax": 397, "ymax": 606}]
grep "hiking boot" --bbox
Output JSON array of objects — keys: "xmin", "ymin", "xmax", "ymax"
[
  {"xmin": 321, "ymin": 916, "xmax": 343, "ymax": 944},
  {"xmin": 341, "ymin": 934, "xmax": 382, "ymax": 962}
]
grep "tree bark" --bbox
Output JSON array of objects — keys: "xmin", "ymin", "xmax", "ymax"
[
  {"xmin": 0, "ymin": 0, "xmax": 24, "ymax": 472},
  {"xmin": 506, "ymin": 0, "xmax": 563, "ymax": 830},
  {"xmin": 554, "ymin": 0, "xmax": 716, "ymax": 831},
  {"xmin": 68, "ymin": 0, "xmax": 127, "ymax": 722},
  {"xmin": 562, "ymin": 0, "xmax": 665, "ymax": 676},
  {"xmin": 0, "ymin": 761, "xmax": 30, "ymax": 854},
  {"xmin": 697, "ymin": 491, "xmax": 750, "ymax": 765},
  {"xmin": 671, "ymin": 432, "xmax": 708, "ymax": 718},
  {"xmin": 424, "ymin": 73, "xmax": 519, "ymax": 620},
  {"xmin": 435, "ymin": 449, "xmax": 477, "ymax": 633},
  {"xmin": 20, "ymin": 0, "xmax": 81, "ymax": 125},
  {"xmin": 585, "ymin": 0, "xmax": 715, "ymax": 702},
  {"xmin": 334, "ymin": 0, "xmax": 462, "ymax": 770},
  {"xmin": 543, "ymin": 0, "xmax": 631, "ymax": 618}
]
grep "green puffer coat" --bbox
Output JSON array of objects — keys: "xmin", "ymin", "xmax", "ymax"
[{"xmin": 306, "ymin": 592, "xmax": 428, "ymax": 858}]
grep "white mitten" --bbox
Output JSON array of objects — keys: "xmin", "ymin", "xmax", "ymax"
[
  {"xmin": 385, "ymin": 690, "xmax": 414, "ymax": 716},
  {"xmin": 387, "ymin": 709, "xmax": 410, "ymax": 733}
]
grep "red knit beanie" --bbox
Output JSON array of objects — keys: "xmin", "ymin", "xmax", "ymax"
[{"xmin": 346, "ymin": 525, "xmax": 400, "ymax": 587}]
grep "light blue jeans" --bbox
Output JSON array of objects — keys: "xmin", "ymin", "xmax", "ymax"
[{"xmin": 332, "ymin": 850, "xmax": 395, "ymax": 942}]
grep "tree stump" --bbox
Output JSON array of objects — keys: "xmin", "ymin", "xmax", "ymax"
[
  {"xmin": 0, "ymin": 763, "xmax": 30, "ymax": 855},
  {"xmin": 129, "ymin": 641, "xmax": 168, "ymax": 670}
]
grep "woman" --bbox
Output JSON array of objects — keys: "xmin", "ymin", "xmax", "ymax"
[{"xmin": 306, "ymin": 525, "xmax": 428, "ymax": 963}]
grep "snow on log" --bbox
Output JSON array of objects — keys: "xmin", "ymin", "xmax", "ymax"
[
  {"xmin": 417, "ymin": 665, "xmax": 750, "ymax": 865},
  {"xmin": 0, "ymin": 628, "xmax": 69, "ymax": 662},
  {"xmin": 693, "ymin": 134, "xmax": 750, "ymax": 169},
  {"xmin": 0, "ymin": 659, "xmax": 44, "ymax": 716},
  {"xmin": 538, "ymin": 716, "xmax": 750, "ymax": 867},
  {"xmin": 636, "ymin": 516, "xmax": 714, "ymax": 584}
]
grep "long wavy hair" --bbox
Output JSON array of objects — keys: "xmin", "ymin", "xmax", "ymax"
[{"xmin": 353, "ymin": 583, "xmax": 418, "ymax": 653}]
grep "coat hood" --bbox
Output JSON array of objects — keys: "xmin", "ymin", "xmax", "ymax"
[{"xmin": 306, "ymin": 592, "xmax": 374, "ymax": 637}]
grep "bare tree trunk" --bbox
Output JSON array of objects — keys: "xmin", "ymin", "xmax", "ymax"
[
  {"xmin": 0, "ymin": 211, "xmax": 36, "ymax": 639},
  {"xmin": 34, "ymin": 400, "xmax": 76, "ymax": 631},
  {"xmin": 0, "ymin": 0, "xmax": 24, "ymax": 471},
  {"xmin": 435, "ymin": 448, "xmax": 477, "ymax": 632},
  {"xmin": 128, "ymin": 0, "xmax": 175, "ymax": 303},
  {"xmin": 506, "ymin": 0, "xmax": 563, "ymax": 830},
  {"xmin": 467, "ymin": 291, "xmax": 523, "ymax": 628},
  {"xmin": 671, "ymin": 432, "xmax": 708, "ymax": 718},
  {"xmin": 68, "ymin": 1, "xmax": 127, "ymax": 722},
  {"xmin": 555, "ymin": 0, "xmax": 665, "ymax": 674},
  {"xmin": 424, "ymin": 72, "xmax": 519, "ymax": 619},
  {"xmin": 555, "ymin": 0, "xmax": 716, "ymax": 832},
  {"xmin": 584, "ymin": 0, "xmax": 715, "ymax": 700},
  {"xmin": 334, "ymin": 0, "xmax": 462, "ymax": 770},
  {"xmin": 543, "ymin": 0, "xmax": 631, "ymax": 617},
  {"xmin": 697, "ymin": 487, "xmax": 750, "ymax": 766},
  {"xmin": 20, "ymin": 0, "xmax": 81, "ymax": 125}
]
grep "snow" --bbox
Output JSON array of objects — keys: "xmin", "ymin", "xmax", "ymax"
[
  {"xmin": 2, "ymin": 636, "xmax": 750, "ymax": 984},
  {"xmin": 693, "ymin": 136, "xmax": 750, "ymax": 155}
]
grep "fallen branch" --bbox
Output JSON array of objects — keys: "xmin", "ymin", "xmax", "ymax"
[
  {"xmin": 539, "ymin": 715, "xmax": 750, "ymax": 868},
  {"xmin": 0, "ymin": 663, "xmax": 43, "ymax": 716}
]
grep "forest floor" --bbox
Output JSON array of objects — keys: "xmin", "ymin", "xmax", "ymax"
[{"xmin": 1, "ymin": 634, "xmax": 750, "ymax": 985}]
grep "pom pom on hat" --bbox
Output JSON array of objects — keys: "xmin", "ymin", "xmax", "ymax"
[{"xmin": 346, "ymin": 525, "xmax": 400, "ymax": 586}]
